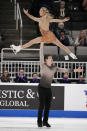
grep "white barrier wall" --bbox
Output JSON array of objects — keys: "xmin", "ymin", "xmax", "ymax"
[
  {"xmin": 64, "ymin": 84, "xmax": 87, "ymax": 111},
  {"xmin": 0, "ymin": 83, "xmax": 87, "ymax": 117}
]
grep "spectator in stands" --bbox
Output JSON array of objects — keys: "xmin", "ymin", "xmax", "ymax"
[
  {"xmin": 60, "ymin": 72, "xmax": 71, "ymax": 83},
  {"xmin": 58, "ymin": 22, "xmax": 65, "ymax": 30},
  {"xmin": 14, "ymin": 69, "xmax": 28, "ymax": 83},
  {"xmin": 75, "ymin": 30, "xmax": 87, "ymax": 46},
  {"xmin": 77, "ymin": 75, "xmax": 86, "ymax": 84},
  {"xmin": 30, "ymin": 73, "xmax": 40, "ymax": 83},
  {"xmin": 0, "ymin": 70, "xmax": 10, "ymax": 82},
  {"xmin": 55, "ymin": 23, "xmax": 74, "ymax": 46},
  {"xmin": 82, "ymin": 0, "xmax": 87, "ymax": 11},
  {"xmin": 55, "ymin": 22, "xmax": 65, "ymax": 38},
  {"xmin": 59, "ymin": 31, "xmax": 70, "ymax": 46},
  {"xmin": 57, "ymin": 1, "xmax": 69, "ymax": 19}
]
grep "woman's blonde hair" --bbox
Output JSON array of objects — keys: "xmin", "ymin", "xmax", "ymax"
[{"xmin": 40, "ymin": 7, "xmax": 53, "ymax": 19}]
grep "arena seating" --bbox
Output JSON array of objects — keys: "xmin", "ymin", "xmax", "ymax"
[
  {"xmin": 0, "ymin": 0, "xmax": 19, "ymax": 49},
  {"xmin": 76, "ymin": 47, "xmax": 87, "ymax": 61},
  {"xmin": 0, "ymin": 0, "xmax": 87, "ymax": 81}
]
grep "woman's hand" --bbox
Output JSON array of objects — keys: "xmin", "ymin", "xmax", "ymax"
[
  {"xmin": 23, "ymin": 8, "xmax": 40, "ymax": 22},
  {"xmin": 23, "ymin": 8, "xmax": 28, "ymax": 15},
  {"xmin": 63, "ymin": 17, "xmax": 70, "ymax": 22}
]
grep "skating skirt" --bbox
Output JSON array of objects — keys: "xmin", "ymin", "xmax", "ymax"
[{"xmin": 40, "ymin": 28, "xmax": 56, "ymax": 43}]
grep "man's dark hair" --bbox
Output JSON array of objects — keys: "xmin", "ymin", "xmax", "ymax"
[
  {"xmin": 32, "ymin": 73, "xmax": 38, "ymax": 77},
  {"xmin": 63, "ymin": 72, "xmax": 68, "ymax": 77},
  {"xmin": 44, "ymin": 55, "xmax": 52, "ymax": 62}
]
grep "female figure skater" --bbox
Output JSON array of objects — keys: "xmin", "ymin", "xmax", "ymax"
[
  {"xmin": 38, "ymin": 42, "xmax": 82, "ymax": 128},
  {"xmin": 11, "ymin": 7, "xmax": 77, "ymax": 59}
]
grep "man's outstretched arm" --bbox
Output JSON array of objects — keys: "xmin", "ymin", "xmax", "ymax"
[
  {"xmin": 40, "ymin": 42, "xmax": 44, "ymax": 69},
  {"xmin": 57, "ymin": 67, "xmax": 83, "ymax": 73}
]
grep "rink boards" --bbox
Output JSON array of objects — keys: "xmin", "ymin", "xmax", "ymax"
[{"xmin": 0, "ymin": 83, "xmax": 87, "ymax": 118}]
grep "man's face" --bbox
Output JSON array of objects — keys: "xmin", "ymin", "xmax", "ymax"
[
  {"xmin": 4, "ymin": 70, "xmax": 8, "ymax": 77},
  {"xmin": 33, "ymin": 74, "xmax": 38, "ymax": 79},
  {"xmin": 63, "ymin": 73, "xmax": 68, "ymax": 79},
  {"xmin": 60, "ymin": 32, "xmax": 65, "ymax": 40},
  {"xmin": 60, "ymin": 32, "xmax": 65, "ymax": 36},
  {"xmin": 45, "ymin": 56, "xmax": 53, "ymax": 67},
  {"xmin": 79, "ymin": 76, "xmax": 84, "ymax": 81},
  {"xmin": 19, "ymin": 69, "xmax": 24, "ymax": 75}
]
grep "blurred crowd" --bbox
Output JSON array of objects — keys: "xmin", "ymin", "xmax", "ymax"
[
  {"xmin": 0, "ymin": 0, "xmax": 87, "ymax": 84},
  {"xmin": 0, "ymin": 69, "xmax": 86, "ymax": 84}
]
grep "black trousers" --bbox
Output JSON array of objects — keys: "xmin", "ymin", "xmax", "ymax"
[{"xmin": 37, "ymin": 86, "xmax": 52, "ymax": 123}]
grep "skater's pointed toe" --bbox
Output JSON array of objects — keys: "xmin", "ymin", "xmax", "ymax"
[
  {"xmin": 10, "ymin": 44, "xmax": 21, "ymax": 54},
  {"xmin": 69, "ymin": 53, "xmax": 78, "ymax": 60}
]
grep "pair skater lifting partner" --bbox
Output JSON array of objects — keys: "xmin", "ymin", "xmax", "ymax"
[{"xmin": 11, "ymin": 7, "xmax": 83, "ymax": 128}]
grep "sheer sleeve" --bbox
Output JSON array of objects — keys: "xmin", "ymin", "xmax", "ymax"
[{"xmin": 56, "ymin": 67, "xmax": 74, "ymax": 72}]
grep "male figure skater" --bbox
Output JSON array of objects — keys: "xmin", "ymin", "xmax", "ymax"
[{"xmin": 38, "ymin": 42, "xmax": 83, "ymax": 128}]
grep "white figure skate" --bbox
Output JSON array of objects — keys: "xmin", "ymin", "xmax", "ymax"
[
  {"xmin": 64, "ymin": 55, "xmax": 69, "ymax": 60},
  {"xmin": 10, "ymin": 44, "xmax": 21, "ymax": 54},
  {"xmin": 69, "ymin": 53, "xmax": 78, "ymax": 59}
]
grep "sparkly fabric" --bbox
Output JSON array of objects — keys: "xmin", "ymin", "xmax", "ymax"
[
  {"xmin": 40, "ymin": 28, "xmax": 56, "ymax": 43},
  {"xmin": 40, "ymin": 64, "xmax": 73, "ymax": 88},
  {"xmin": 40, "ymin": 64, "xmax": 57, "ymax": 88}
]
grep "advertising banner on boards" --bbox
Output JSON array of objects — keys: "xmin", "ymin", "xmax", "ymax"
[{"xmin": 0, "ymin": 84, "xmax": 64, "ymax": 110}]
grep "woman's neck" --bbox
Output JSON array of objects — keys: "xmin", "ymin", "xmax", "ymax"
[{"xmin": 41, "ymin": 14, "xmax": 47, "ymax": 19}]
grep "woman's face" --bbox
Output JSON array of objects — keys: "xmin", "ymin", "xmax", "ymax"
[
  {"xmin": 39, "ymin": 8, "xmax": 46, "ymax": 16},
  {"xmin": 80, "ymin": 31, "xmax": 85, "ymax": 38},
  {"xmin": 4, "ymin": 70, "xmax": 8, "ymax": 77}
]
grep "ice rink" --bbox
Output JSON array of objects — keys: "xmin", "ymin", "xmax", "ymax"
[{"xmin": 0, "ymin": 117, "xmax": 87, "ymax": 131}]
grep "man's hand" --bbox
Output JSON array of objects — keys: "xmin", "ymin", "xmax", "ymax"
[
  {"xmin": 40, "ymin": 42, "xmax": 44, "ymax": 48},
  {"xmin": 74, "ymin": 67, "xmax": 83, "ymax": 72}
]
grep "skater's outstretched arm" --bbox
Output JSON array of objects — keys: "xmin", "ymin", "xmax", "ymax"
[
  {"xmin": 40, "ymin": 42, "xmax": 44, "ymax": 69},
  {"xmin": 57, "ymin": 67, "xmax": 83, "ymax": 73},
  {"xmin": 23, "ymin": 9, "xmax": 40, "ymax": 22},
  {"xmin": 50, "ymin": 17, "xmax": 70, "ymax": 23}
]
